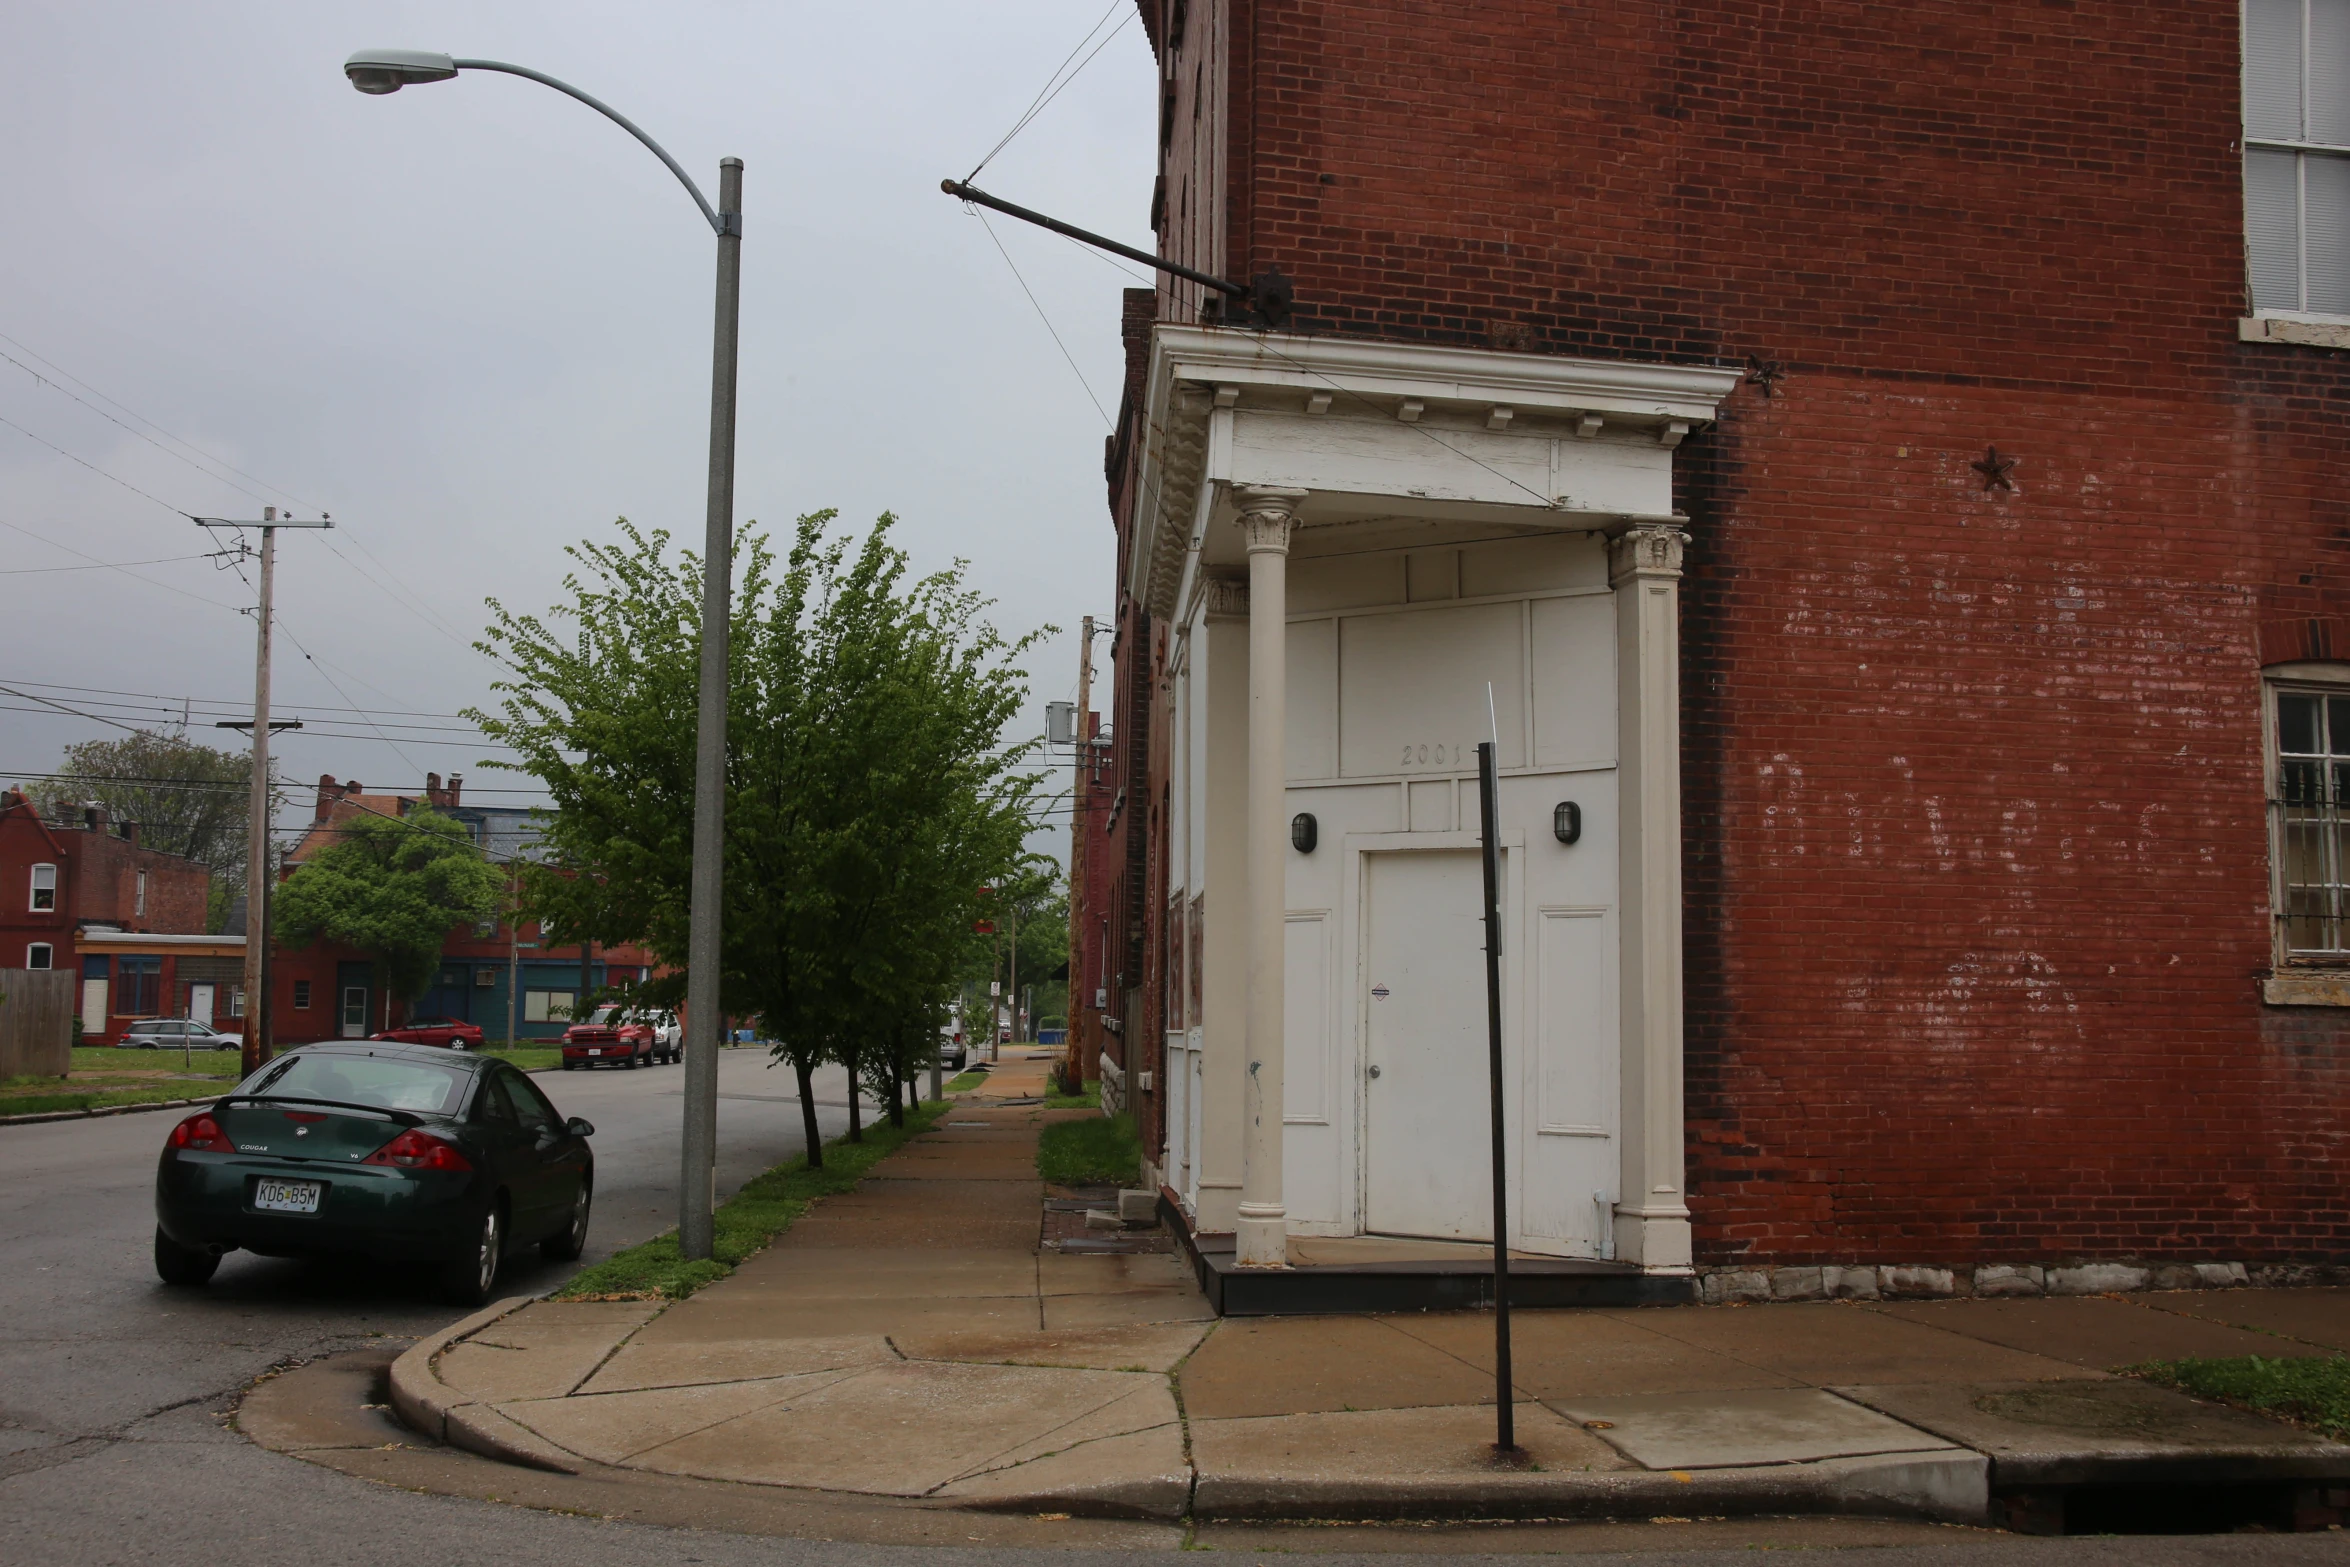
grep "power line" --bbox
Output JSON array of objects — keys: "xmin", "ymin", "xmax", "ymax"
[
  {"xmin": 0, "ymin": 684, "xmax": 143, "ymax": 735},
  {"xmin": 975, "ymin": 211, "xmax": 1112, "ymax": 427},
  {"xmin": 0, "ymin": 328, "xmax": 329, "ymax": 512},
  {"xmin": 0, "ymin": 552, "xmax": 209, "ymax": 576},
  {"xmin": 0, "ymin": 412, "xmax": 197, "ymax": 519},
  {"xmin": 966, "ymin": 0, "xmax": 1134, "ymax": 182},
  {"xmin": 0, "ymin": 517, "xmax": 244, "ymax": 613}
]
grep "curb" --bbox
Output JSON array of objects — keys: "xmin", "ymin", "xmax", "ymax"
[
  {"xmin": 1187, "ymin": 1449, "xmax": 1989, "ymax": 1526},
  {"xmin": 0, "ymin": 1095, "xmax": 211, "ymax": 1128},
  {"xmin": 386, "ymin": 1295, "xmax": 581, "ymax": 1474}
]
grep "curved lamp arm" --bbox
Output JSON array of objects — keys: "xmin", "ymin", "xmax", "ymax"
[{"xmin": 451, "ymin": 58, "xmax": 734, "ymax": 236}]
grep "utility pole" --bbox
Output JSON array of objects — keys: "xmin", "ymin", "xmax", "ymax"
[
  {"xmin": 1067, "ymin": 616, "xmax": 1093, "ymax": 1086},
  {"xmin": 198, "ymin": 506, "xmax": 331, "ymax": 1076}
]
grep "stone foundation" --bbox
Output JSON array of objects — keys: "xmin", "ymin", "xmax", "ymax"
[{"xmin": 1691, "ymin": 1259, "xmax": 2344, "ymax": 1305}]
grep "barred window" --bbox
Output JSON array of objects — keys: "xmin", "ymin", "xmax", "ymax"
[
  {"xmin": 2246, "ymin": 0, "xmax": 2350, "ymax": 314},
  {"xmin": 2275, "ymin": 684, "xmax": 2350, "ymax": 956}
]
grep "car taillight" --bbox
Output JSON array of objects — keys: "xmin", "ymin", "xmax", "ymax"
[
  {"xmin": 168, "ymin": 1113, "xmax": 232, "ymax": 1153},
  {"xmin": 361, "ymin": 1129, "xmax": 474, "ymax": 1172}
]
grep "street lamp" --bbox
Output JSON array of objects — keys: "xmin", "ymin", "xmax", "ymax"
[{"xmin": 345, "ymin": 49, "xmax": 740, "ymax": 1262}]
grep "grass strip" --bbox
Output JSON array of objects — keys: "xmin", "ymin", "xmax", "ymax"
[
  {"xmin": 472, "ymin": 1045, "xmax": 565, "ymax": 1072},
  {"xmin": 945, "ymin": 1069, "xmax": 989, "ymax": 1093},
  {"xmin": 554, "ymin": 1098, "xmax": 951, "ymax": 1301},
  {"xmin": 2131, "ymin": 1354, "xmax": 2350, "ymax": 1440},
  {"xmin": 1043, "ymin": 1079, "xmax": 1100, "ymax": 1110},
  {"xmin": 1037, "ymin": 1110, "xmax": 1140, "ymax": 1186}
]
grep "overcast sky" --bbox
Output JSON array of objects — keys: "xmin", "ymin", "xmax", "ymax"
[{"xmin": 1, "ymin": 0, "xmax": 1153, "ymax": 866}]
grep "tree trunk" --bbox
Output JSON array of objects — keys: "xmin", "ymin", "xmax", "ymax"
[
  {"xmin": 887, "ymin": 1051, "xmax": 905, "ymax": 1128},
  {"xmin": 794, "ymin": 1055, "xmax": 822, "ymax": 1169},
  {"xmin": 843, "ymin": 1039, "xmax": 863, "ymax": 1142}
]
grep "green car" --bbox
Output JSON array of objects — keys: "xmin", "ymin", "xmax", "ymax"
[{"xmin": 153, "ymin": 1041, "xmax": 595, "ymax": 1305}]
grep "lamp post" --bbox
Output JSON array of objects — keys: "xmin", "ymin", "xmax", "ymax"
[{"xmin": 345, "ymin": 49, "xmax": 740, "ymax": 1261}]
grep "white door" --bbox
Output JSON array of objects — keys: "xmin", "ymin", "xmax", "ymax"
[
  {"xmin": 1364, "ymin": 849, "xmax": 1496, "ymax": 1241},
  {"xmin": 188, "ymin": 984, "xmax": 215, "ymax": 1024},
  {"xmin": 81, "ymin": 980, "xmax": 107, "ymax": 1034}
]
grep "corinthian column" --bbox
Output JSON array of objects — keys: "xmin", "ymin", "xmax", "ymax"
[
  {"xmin": 1609, "ymin": 521, "xmax": 1692, "ymax": 1269},
  {"xmin": 1235, "ymin": 485, "xmax": 1306, "ymax": 1268}
]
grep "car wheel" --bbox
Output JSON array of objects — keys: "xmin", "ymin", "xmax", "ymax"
[
  {"xmin": 542, "ymin": 1180, "xmax": 591, "ymax": 1263},
  {"xmin": 440, "ymin": 1202, "xmax": 504, "ymax": 1307},
  {"xmin": 153, "ymin": 1227, "xmax": 219, "ymax": 1287}
]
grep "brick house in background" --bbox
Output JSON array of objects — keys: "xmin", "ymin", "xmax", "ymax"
[
  {"xmin": 1078, "ymin": 0, "xmax": 2350, "ymax": 1297},
  {"xmin": 267, "ymin": 775, "xmax": 657, "ymax": 1044},
  {"xmin": 0, "ymin": 791, "xmax": 219, "ymax": 1040}
]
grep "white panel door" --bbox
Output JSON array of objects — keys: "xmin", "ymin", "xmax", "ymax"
[
  {"xmin": 188, "ymin": 984, "xmax": 215, "ymax": 1023},
  {"xmin": 1363, "ymin": 850, "xmax": 1494, "ymax": 1241}
]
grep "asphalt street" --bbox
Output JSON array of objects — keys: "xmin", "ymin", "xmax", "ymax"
[{"xmin": 2, "ymin": 1050, "xmax": 2345, "ymax": 1566}]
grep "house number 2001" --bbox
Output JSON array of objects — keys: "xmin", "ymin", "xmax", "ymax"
[{"xmin": 1401, "ymin": 743, "xmax": 1463, "ymax": 766}]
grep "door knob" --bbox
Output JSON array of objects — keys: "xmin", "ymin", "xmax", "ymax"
[{"xmin": 1367, "ymin": 1064, "xmax": 1382, "ymax": 1079}]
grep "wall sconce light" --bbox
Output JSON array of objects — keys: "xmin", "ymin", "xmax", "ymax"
[
  {"xmin": 1553, "ymin": 801, "xmax": 1581, "ymax": 845},
  {"xmin": 1291, "ymin": 812, "xmax": 1318, "ymax": 853}
]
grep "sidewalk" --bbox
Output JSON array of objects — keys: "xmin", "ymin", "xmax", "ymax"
[{"xmin": 389, "ymin": 1057, "xmax": 2350, "ymax": 1528}]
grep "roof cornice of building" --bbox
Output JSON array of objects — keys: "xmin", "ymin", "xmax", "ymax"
[{"xmin": 1125, "ymin": 327, "xmax": 1742, "ymax": 620}]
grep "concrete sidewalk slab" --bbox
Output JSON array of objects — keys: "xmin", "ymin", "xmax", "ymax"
[
  {"xmin": 1384, "ymin": 1307, "xmax": 1799, "ymax": 1398},
  {"xmin": 2139, "ymin": 1286, "xmax": 2350, "ymax": 1351},
  {"xmin": 659, "ymin": 1296, "xmax": 1046, "ymax": 1340},
  {"xmin": 1550, "ymin": 1387, "xmax": 1961, "ymax": 1470},
  {"xmin": 890, "ymin": 1321, "xmax": 1209, "ymax": 1372},
  {"xmin": 1180, "ymin": 1316, "xmax": 1495, "ymax": 1417},
  {"xmin": 1038, "ymin": 1250, "xmax": 1194, "ymax": 1295},
  {"xmin": 437, "ymin": 1334, "xmax": 621, "ymax": 1404},
  {"xmin": 1870, "ymin": 1296, "xmax": 2334, "ymax": 1368},
  {"xmin": 1631, "ymin": 1301, "xmax": 2091, "ymax": 1384},
  {"xmin": 781, "ymin": 1214, "xmax": 1042, "ymax": 1250},
  {"xmin": 931, "ymin": 1422, "xmax": 1191, "ymax": 1516},
  {"xmin": 577, "ymin": 1334, "xmax": 895, "ymax": 1394},
  {"xmin": 1190, "ymin": 1400, "xmax": 1623, "ymax": 1491},
  {"xmin": 502, "ymin": 1372, "xmax": 848, "ymax": 1466},
  {"xmin": 1836, "ymin": 1378, "xmax": 2350, "ymax": 1486},
  {"xmin": 628, "ymin": 1360, "xmax": 1169, "ymax": 1496},
  {"xmin": 1043, "ymin": 1289, "xmax": 1216, "ymax": 1330},
  {"xmin": 714, "ymin": 1247, "xmax": 1036, "ymax": 1302}
]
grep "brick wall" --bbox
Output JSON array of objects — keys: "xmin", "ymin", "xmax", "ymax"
[{"xmin": 1120, "ymin": 0, "xmax": 2350, "ymax": 1264}]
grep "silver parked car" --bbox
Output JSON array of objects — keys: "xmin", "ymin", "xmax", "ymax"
[{"xmin": 121, "ymin": 1018, "xmax": 237, "ymax": 1050}]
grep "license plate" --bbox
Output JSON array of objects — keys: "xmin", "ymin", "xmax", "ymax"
[
  {"xmin": 587, "ymin": 1048, "xmax": 603, "ymax": 1056},
  {"xmin": 254, "ymin": 1178, "xmax": 323, "ymax": 1214}
]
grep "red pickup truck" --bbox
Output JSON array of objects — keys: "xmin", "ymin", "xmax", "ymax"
[{"xmin": 559, "ymin": 1006, "xmax": 672, "ymax": 1070}]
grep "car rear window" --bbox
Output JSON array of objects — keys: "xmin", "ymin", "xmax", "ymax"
[{"xmin": 240, "ymin": 1052, "xmax": 468, "ymax": 1115}]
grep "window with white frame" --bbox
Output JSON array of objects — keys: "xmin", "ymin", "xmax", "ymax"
[
  {"xmin": 2246, "ymin": 0, "xmax": 2350, "ymax": 315},
  {"xmin": 26, "ymin": 943, "xmax": 52, "ymax": 970},
  {"xmin": 29, "ymin": 863, "xmax": 55, "ymax": 912},
  {"xmin": 2272, "ymin": 676, "xmax": 2350, "ymax": 957},
  {"xmin": 134, "ymin": 870, "xmax": 146, "ymax": 917}
]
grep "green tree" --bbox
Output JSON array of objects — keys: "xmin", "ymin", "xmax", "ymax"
[
  {"xmin": 472, "ymin": 513, "xmax": 1047, "ymax": 1164},
  {"xmin": 22, "ymin": 729, "xmax": 254, "ymax": 930},
  {"xmin": 273, "ymin": 806, "xmax": 503, "ymax": 1008}
]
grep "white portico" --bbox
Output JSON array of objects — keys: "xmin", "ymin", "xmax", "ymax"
[{"xmin": 1137, "ymin": 328, "xmax": 1738, "ymax": 1273}]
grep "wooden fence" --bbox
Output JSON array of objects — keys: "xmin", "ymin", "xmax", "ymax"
[{"xmin": 0, "ymin": 969, "xmax": 74, "ymax": 1080}]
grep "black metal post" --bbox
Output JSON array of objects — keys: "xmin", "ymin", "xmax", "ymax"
[{"xmin": 1476, "ymin": 739, "xmax": 1516, "ymax": 1455}]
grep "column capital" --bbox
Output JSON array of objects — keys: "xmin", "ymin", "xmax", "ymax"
[
  {"xmin": 1199, "ymin": 574, "xmax": 1250, "ymax": 620},
  {"xmin": 1608, "ymin": 521, "xmax": 1689, "ymax": 586},
  {"xmin": 1235, "ymin": 485, "xmax": 1307, "ymax": 555}
]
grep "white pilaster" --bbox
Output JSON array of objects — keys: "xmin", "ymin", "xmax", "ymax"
[
  {"xmin": 1235, "ymin": 485, "xmax": 1305, "ymax": 1267},
  {"xmin": 1610, "ymin": 521, "xmax": 1693, "ymax": 1270}
]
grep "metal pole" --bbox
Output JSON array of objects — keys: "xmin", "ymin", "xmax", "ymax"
[
  {"xmin": 506, "ymin": 871, "xmax": 520, "ymax": 1047},
  {"xmin": 1476, "ymin": 739, "xmax": 1516, "ymax": 1455},
  {"xmin": 680, "ymin": 156, "xmax": 743, "ymax": 1262},
  {"xmin": 1069, "ymin": 616, "xmax": 1092, "ymax": 1086},
  {"xmin": 239, "ymin": 519, "xmax": 275, "ymax": 1077}
]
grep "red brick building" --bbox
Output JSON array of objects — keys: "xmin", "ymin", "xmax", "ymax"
[
  {"xmin": 0, "ymin": 791, "xmax": 221, "ymax": 1040},
  {"xmin": 266, "ymin": 775, "xmax": 658, "ymax": 1045},
  {"xmin": 1082, "ymin": 0, "xmax": 2350, "ymax": 1292}
]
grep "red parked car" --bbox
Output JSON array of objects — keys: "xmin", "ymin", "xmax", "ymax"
[
  {"xmin": 369, "ymin": 1016, "xmax": 485, "ymax": 1049},
  {"xmin": 560, "ymin": 1006, "xmax": 668, "ymax": 1070}
]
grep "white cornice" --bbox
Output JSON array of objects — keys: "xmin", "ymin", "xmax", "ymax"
[
  {"xmin": 1153, "ymin": 327, "xmax": 1743, "ymax": 422},
  {"xmin": 1126, "ymin": 327, "xmax": 1741, "ymax": 621}
]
